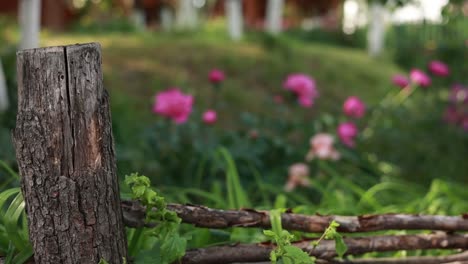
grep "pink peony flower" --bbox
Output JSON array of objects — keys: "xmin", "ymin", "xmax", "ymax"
[
  {"xmin": 392, "ymin": 74, "xmax": 410, "ymax": 88},
  {"xmin": 153, "ymin": 88, "xmax": 194, "ymax": 124},
  {"xmin": 209, "ymin": 69, "xmax": 225, "ymax": 84},
  {"xmin": 410, "ymin": 69, "xmax": 431, "ymax": 87},
  {"xmin": 337, "ymin": 122, "xmax": 358, "ymax": 148},
  {"xmin": 283, "ymin": 73, "xmax": 319, "ymax": 108},
  {"xmin": 306, "ymin": 133, "xmax": 340, "ymax": 161},
  {"xmin": 428, "ymin": 60, "xmax": 450, "ymax": 77},
  {"xmin": 202, "ymin": 109, "xmax": 217, "ymax": 125},
  {"xmin": 343, "ymin": 96, "xmax": 366, "ymax": 119},
  {"xmin": 284, "ymin": 163, "xmax": 310, "ymax": 192},
  {"xmin": 450, "ymin": 84, "xmax": 468, "ymax": 104}
]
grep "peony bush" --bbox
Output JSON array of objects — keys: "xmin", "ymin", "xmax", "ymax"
[{"xmin": 137, "ymin": 59, "xmax": 467, "ymax": 195}]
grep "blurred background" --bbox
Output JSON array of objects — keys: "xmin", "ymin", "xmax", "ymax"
[{"xmin": 1, "ymin": 0, "xmax": 468, "ymax": 214}]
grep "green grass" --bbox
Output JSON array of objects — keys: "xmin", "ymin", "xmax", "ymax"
[
  {"xmin": 41, "ymin": 31, "xmax": 401, "ymax": 117},
  {"xmin": 3, "ymin": 26, "xmax": 467, "ymax": 187},
  {"xmin": 39, "ymin": 32, "xmax": 403, "ymax": 167}
]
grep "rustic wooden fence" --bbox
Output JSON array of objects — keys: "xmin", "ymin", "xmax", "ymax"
[{"xmin": 12, "ymin": 43, "xmax": 468, "ymax": 264}]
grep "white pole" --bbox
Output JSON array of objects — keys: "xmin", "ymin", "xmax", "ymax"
[
  {"xmin": 0, "ymin": 59, "xmax": 9, "ymax": 112},
  {"xmin": 225, "ymin": 0, "xmax": 243, "ymax": 40},
  {"xmin": 161, "ymin": 5, "xmax": 174, "ymax": 31},
  {"xmin": 266, "ymin": 0, "xmax": 284, "ymax": 34},
  {"xmin": 176, "ymin": 0, "xmax": 198, "ymax": 30},
  {"xmin": 131, "ymin": 8, "xmax": 146, "ymax": 31},
  {"xmin": 19, "ymin": 0, "xmax": 41, "ymax": 50},
  {"xmin": 367, "ymin": 1, "xmax": 386, "ymax": 57}
]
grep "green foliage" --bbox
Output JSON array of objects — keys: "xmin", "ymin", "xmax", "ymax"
[
  {"xmin": 125, "ymin": 173, "xmax": 186, "ymax": 264},
  {"xmin": 264, "ymin": 209, "xmax": 315, "ymax": 264},
  {"xmin": 264, "ymin": 211, "xmax": 347, "ymax": 263},
  {"xmin": 311, "ymin": 221, "xmax": 348, "ymax": 258},
  {"xmin": 0, "ymin": 188, "xmax": 32, "ymax": 264}
]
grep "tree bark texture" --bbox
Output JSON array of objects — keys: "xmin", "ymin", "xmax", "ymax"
[
  {"xmin": 181, "ymin": 233, "xmax": 468, "ymax": 264},
  {"xmin": 14, "ymin": 43, "xmax": 128, "ymax": 264},
  {"xmin": 122, "ymin": 201, "xmax": 468, "ymax": 233}
]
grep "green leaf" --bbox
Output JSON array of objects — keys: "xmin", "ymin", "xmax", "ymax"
[
  {"xmin": 0, "ymin": 188, "xmax": 20, "ymax": 215},
  {"xmin": 12, "ymin": 244, "xmax": 33, "ymax": 264},
  {"xmin": 263, "ymin": 230, "xmax": 276, "ymax": 237},
  {"xmin": 283, "ymin": 245, "xmax": 314, "ymax": 264},
  {"xmin": 134, "ymin": 242, "xmax": 162, "ymax": 264},
  {"xmin": 334, "ymin": 234, "xmax": 348, "ymax": 258},
  {"xmin": 270, "ymin": 209, "xmax": 285, "ymax": 236},
  {"xmin": 4, "ymin": 192, "xmax": 27, "ymax": 250},
  {"xmin": 98, "ymin": 258, "xmax": 109, "ymax": 264},
  {"xmin": 160, "ymin": 233, "xmax": 187, "ymax": 263}
]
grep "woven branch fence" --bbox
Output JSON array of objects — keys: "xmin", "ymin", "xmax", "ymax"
[{"xmin": 11, "ymin": 43, "xmax": 468, "ymax": 264}]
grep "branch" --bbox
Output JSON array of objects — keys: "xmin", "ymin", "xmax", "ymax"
[
  {"xmin": 180, "ymin": 233, "xmax": 468, "ymax": 264},
  {"xmin": 328, "ymin": 250, "xmax": 468, "ymax": 264},
  {"xmin": 121, "ymin": 200, "xmax": 468, "ymax": 233}
]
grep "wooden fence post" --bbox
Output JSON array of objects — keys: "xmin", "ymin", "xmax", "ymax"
[{"xmin": 14, "ymin": 43, "xmax": 128, "ymax": 263}]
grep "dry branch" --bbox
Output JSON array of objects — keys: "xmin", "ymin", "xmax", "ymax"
[
  {"xmin": 328, "ymin": 250, "xmax": 468, "ymax": 264},
  {"xmin": 121, "ymin": 200, "xmax": 468, "ymax": 233},
  {"xmin": 180, "ymin": 233, "xmax": 468, "ymax": 264}
]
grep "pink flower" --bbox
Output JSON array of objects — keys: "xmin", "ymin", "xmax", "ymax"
[
  {"xmin": 337, "ymin": 122, "xmax": 358, "ymax": 148},
  {"xmin": 306, "ymin": 133, "xmax": 340, "ymax": 161},
  {"xmin": 392, "ymin": 74, "xmax": 410, "ymax": 88},
  {"xmin": 428, "ymin": 60, "xmax": 449, "ymax": 77},
  {"xmin": 283, "ymin": 73, "xmax": 319, "ymax": 108},
  {"xmin": 284, "ymin": 163, "xmax": 310, "ymax": 192},
  {"xmin": 450, "ymin": 84, "xmax": 468, "ymax": 104},
  {"xmin": 202, "ymin": 109, "xmax": 217, "ymax": 125},
  {"xmin": 153, "ymin": 88, "xmax": 194, "ymax": 124},
  {"xmin": 209, "ymin": 69, "xmax": 225, "ymax": 84},
  {"xmin": 410, "ymin": 69, "xmax": 431, "ymax": 87},
  {"xmin": 343, "ymin": 96, "xmax": 366, "ymax": 119}
]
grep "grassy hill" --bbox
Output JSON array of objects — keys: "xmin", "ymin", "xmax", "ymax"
[{"xmin": 43, "ymin": 32, "xmax": 401, "ymax": 119}]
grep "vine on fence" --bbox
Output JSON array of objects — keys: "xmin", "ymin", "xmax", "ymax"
[
  {"xmin": 125, "ymin": 173, "xmax": 187, "ymax": 264},
  {"xmin": 264, "ymin": 208, "xmax": 315, "ymax": 263}
]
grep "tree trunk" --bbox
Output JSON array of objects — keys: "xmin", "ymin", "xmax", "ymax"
[
  {"xmin": 14, "ymin": 43, "xmax": 128, "ymax": 264},
  {"xmin": 0, "ymin": 59, "xmax": 8, "ymax": 112},
  {"xmin": 266, "ymin": 0, "xmax": 284, "ymax": 34},
  {"xmin": 19, "ymin": 0, "xmax": 41, "ymax": 50},
  {"xmin": 367, "ymin": 1, "xmax": 386, "ymax": 57},
  {"xmin": 225, "ymin": 0, "xmax": 243, "ymax": 40}
]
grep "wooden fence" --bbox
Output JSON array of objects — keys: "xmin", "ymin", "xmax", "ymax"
[{"xmin": 12, "ymin": 43, "xmax": 468, "ymax": 264}]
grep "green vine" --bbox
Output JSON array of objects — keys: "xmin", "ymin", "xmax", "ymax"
[
  {"xmin": 311, "ymin": 220, "xmax": 348, "ymax": 258},
  {"xmin": 264, "ymin": 210, "xmax": 348, "ymax": 264},
  {"xmin": 125, "ymin": 173, "xmax": 186, "ymax": 264},
  {"xmin": 263, "ymin": 209, "xmax": 315, "ymax": 264}
]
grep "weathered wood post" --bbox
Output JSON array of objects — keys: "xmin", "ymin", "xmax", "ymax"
[{"xmin": 14, "ymin": 43, "xmax": 128, "ymax": 263}]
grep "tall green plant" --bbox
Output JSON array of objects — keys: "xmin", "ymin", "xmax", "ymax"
[{"xmin": 0, "ymin": 188, "xmax": 32, "ymax": 264}]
